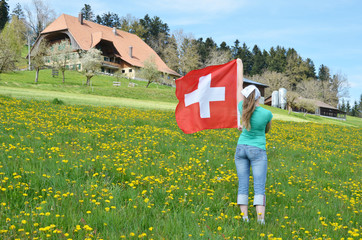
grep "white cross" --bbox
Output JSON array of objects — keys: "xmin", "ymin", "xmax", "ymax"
[{"xmin": 184, "ymin": 73, "xmax": 225, "ymax": 118}]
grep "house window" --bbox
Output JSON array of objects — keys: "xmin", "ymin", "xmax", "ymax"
[
  {"xmin": 122, "ymin": 70, "xmax": 125, "ymax": 73},
  {"xmin": 129, "ymin": 69, "xmax": 132, "ymax": 73},
  {"xmin": 104, "ymin": 56, "xmax": 110, "ymax": 62},
  {"xmin": 101, "ymin": 67, "xmax": 105, "ymax": 72}
]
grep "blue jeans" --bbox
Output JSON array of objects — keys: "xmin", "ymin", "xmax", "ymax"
[{"xmin": 235, "ymin": 144, "xmax": 267, "ymax": 206}]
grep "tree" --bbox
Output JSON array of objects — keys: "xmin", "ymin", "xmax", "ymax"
[
  {"xmin": 262, "ymin": 50, "xmax": 269, "ymax": 69},
  {"xmin": 285, "ymin": 48, "xmax": 310, "ymax": 90},
  {"xmin": 250, "ymin": 45, "xmax": 266, "ymax": 76},
  {"xmin": 351, "ymin": 101, "xmax": 358, "ymax": 117},
  {"xmin": 232, "ymin": 42, "xmax": 253, "ymax": 75},
  {"xmin": 81, "ymin": 4, "xmax": 94, "ymax": 21},
  {"xmin": 0, "ymin": 15, "xmax": 26, "ymax": 73},
  {"xmin": 267, "ymin": 46, "xmax": 287, "ymax": 73},
  {"xmin": 0, "ymin": 0, "xmax": 9, "ymax": 30},
  {"xmin": 286, "ymin": 91, "xmax": 300, "ymax": 114},
  {"xmin": 79, "ymin": 48, "xmax": 102, "ymax": 86},
  {"xmin": 327, "ymin": 73, "xmax": 349, "ymax": 107},
  {"xmin": 204, "ymin": 48, "xmax": 232, "ymax": 67},
  {"xmin": 49, "ymin": 40, "xmax": 77, "ymax": 83},
  {"xmin": 31, "ymin": 39, "xmax": 48, "ymax": 83},
  {"xmin": 250, "ymin": 70, "xmax": 290, "ymax": 97},
  {"xmin": 179, "ymin": 37, "xmax": 200, "ymax": 75},
  {"xmin": 232, "ymin": 39, "xmax": 240, "ymax": 58},
  {"xmin": 305, "ymin": 58, "xmax": 316, "ymax": 79},
  {"xmin": 296, "ymin": 79, "xmax": 322, "ymax": 100},
  {"xmin": 0, "ymin": 35, "xmax": 17, "ymax": 73},
  {"xmin": 339, "ymin": 98, "xmax": 346, "ymax": 112},
  {"xmin": 297, "ymin": 98, "xmax": 317, "ymax": 116},
  {"xmin": 317, "ymin": 64, "xmax": 330, "ymax": 100},
  {"xmin": 119, "ymin": 14, "xmax": 146, "ymax": 38},
  {"xmin": 11, "ymin": 3, "xmax": 24, "ymax": 19},
  {"xmin": 140, "ymin": 14, "xmax": 169, "ymax": 59},
  {"xmin": 24, "ymin": 0, "xmax": 56, "ymax": 38},
  {"xmin": 346, "ymin": 101, "xmax": 351, "ymax": 115},
  {"xmin": 195, "ymin": 37, "xmax": 217, "ymax": 67},
  {"xmin": 95, "ymin": 12, "xmax": 120, "ymax": 28},
  {"xmin": 162, "ymin": 34, "xmax": 179, "ymax": 73},
  {"xmin": 318, "ymin": 64, "xmax": 330, "ymax": 82},
  {"xmin": 139, "ymin": 56, "xmax": 160, "ymax": 88},
  {"xmin": 219, "ymin": 41, "xmax": 230, "ymax": 52},
  {"xmin": 239, "ymin": 43, "xmax": 253, "ymax": 75}
]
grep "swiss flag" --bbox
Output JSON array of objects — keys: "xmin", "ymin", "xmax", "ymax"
[{"xmin": 175, "ymin": 59, "xmax": 239, "ymax": 134}]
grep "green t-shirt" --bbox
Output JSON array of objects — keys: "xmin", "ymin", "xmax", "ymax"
[{"xmin": 237, "ymin": 101, "xmax": 273, "ymax": 150}]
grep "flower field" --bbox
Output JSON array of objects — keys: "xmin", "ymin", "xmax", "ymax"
[{"xmin": 0, "ymin": 96, "xmax": 361, "ymax": 239}]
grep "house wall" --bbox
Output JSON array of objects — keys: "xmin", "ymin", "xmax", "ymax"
[
  {"xmin": 35, "ymin": 30, "xmax": 175, "ymax": 80},
  {"xmin": 118, "ymin": 67, "xmax": 136, "ymax": 79}
]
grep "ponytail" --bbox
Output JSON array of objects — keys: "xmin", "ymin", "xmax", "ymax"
[{"xmin": 241, "ymin": 90, "xmax": 257, "ymax": 131}]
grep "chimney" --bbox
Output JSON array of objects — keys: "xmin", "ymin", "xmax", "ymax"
[
  {"xmin": 78, "ymin": 13, "xmax": 83, "ymax": 25},
  {"xmin": 129, "ymin": 46, "xmax": 133, "ymax": 58},
  {"xmin": 112, "ymin": 27, "xmax": 117, "ymax": 35}
]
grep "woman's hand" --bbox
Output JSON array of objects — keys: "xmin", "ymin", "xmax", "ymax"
[
  {"xmin": 238, "ymin": 126, "xmax": 243, "ymax": 131},
  {"xmin": 237, "ymin": 58, "xmax": 244, "ymax": 104},
  {"xmin": 265, "ymin": 121, "xmax": 272, "ymax": 133}
]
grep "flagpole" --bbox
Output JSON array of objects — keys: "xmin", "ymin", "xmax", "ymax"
[{"xmin": 236, "ymin": 59, "xmax": 244, "ymax": 128}]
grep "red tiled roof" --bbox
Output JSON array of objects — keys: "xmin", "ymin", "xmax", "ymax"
[{"xmin": 41, "ymin": 14, "xmax": 180, "ymax": 77}]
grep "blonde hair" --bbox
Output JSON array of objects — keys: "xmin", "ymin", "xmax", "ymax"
[{"xmin": 241, "ymin": 90, "xmax": 257, "ymax": 131}]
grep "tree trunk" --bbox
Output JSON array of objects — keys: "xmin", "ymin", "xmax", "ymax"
[
  {"xmin": 146, "ymin": 80, "xmax": 151, "ymax": 88},
  {"xmin": 62, "ymin": 71, "xmax": 65, "ymax": 83},
  {"xmin": 35, "ymin": 68, "xmax": 39, "ymax": 84},
  {"xmin": 86, "ymin": 76, "xmax": 92, "ymax": 86}
]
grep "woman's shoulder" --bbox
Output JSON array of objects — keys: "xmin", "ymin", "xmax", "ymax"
[{"xmin": 256, "ymin": 106, "xmax": 273, "ymax": 117}]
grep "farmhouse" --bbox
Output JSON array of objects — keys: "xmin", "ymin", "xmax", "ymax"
[{"xmin": 29, "ymin": 14, "xmax": 181, "ymax": 80}]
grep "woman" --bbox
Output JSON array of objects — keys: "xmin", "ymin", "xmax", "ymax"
[{"xmin": 235, "ymin": 62, "xmax": 273, "ymax": 224}]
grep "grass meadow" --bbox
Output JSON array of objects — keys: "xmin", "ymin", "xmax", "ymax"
[
  {"xmin": 0, "ymin": 69, "xmax": 177, "ymax": 103},
  {"xmin": 0, "ymin": 96, "xmax": 361, "ymax": 239},
  {"xmin": 1, "ymin": 69, "xmax": 361, "ymax": 128}
]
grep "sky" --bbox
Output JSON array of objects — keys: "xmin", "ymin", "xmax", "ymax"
[{"xmin": 8, "ymin": 0, "xmax": 362, "ymax": 104}]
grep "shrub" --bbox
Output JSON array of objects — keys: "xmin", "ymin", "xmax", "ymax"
[{"xmin": 52, "ymin": 98, "xmax": 64, "ymax": 105}]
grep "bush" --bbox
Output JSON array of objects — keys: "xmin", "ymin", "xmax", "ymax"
[
  {"xmin": 52, "ymin": 98, "xmax": 64, "ymax": 105},
  {"xmin": 297, "ymin": 98, "xmax": 317, "ymax": 116}
]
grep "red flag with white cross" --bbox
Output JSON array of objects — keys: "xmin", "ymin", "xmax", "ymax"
[{"xmin": 175, "ymin": 59, "xmax": 239, "ymax": 134}]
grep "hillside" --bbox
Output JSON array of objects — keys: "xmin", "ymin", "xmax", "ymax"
[
  {"xmin": 0, "ymin": 69, "xmax": 361, "ymax": 128},
  {"xmin": 0, "ymin": 95, "xmax": 360, "ymax": 239}
]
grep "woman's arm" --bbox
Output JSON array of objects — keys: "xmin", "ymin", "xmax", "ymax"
[
  {"xmin": 237, "ymin": 58, "xmax": 244, "ymax": 104},
  {"xmin": 265, "ymin": 121, "xmax": 272, "ymax": 133}
]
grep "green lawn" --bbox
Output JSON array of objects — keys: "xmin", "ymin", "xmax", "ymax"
[
  {"xmin": 0, "ymin": 96, "xmax": 360, "ymax": 239},
  {"xmin": 0, "ymin": 69, "xmax": 177, "ymax": 103},
  {"xmin": 0, "ymin": 69, "xmax": 361, "ymax": 128},
  {"xmin": 0, "ymin": 86, "xmax": 176, "ymax": 111}
]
